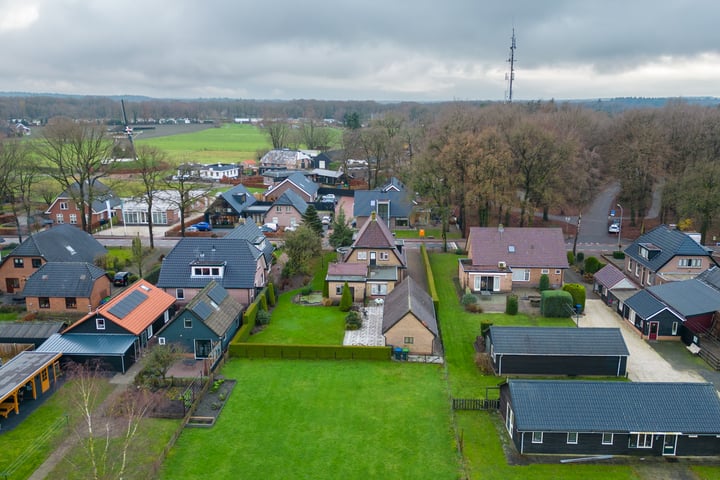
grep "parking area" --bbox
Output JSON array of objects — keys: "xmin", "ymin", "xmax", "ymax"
[{"xmin": 581, "ymin": 299, "xmax": 710, "ymax": 384}]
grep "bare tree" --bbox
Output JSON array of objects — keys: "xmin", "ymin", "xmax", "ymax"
[
  {"xmin": 132, "ymin": 145, "xmax": 169, "ymax": 248},
  {"xmin": 35, "ymin": 118, "xmax": 113, "ymax": 232},
  {"xmin": 162, "ymin": 164, "xmax": 213, "ymax": 236},
  {"xmin": 264, "ymin": 120, "xmax": 291, "ymax": 149}
]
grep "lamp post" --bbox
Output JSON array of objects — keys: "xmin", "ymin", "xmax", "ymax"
[{"xmin": 616, "ymin": 203, "xmax": 623, "ymax": 252}]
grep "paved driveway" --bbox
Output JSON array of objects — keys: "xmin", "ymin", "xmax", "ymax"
[{"xmin": 582, "ymin": 299, "xmax": 706, "ymax": 384}]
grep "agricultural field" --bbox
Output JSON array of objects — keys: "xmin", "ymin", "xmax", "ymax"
[{"xmin": 135, "ymin": 123, "xmax": 272, "ymax": 165}]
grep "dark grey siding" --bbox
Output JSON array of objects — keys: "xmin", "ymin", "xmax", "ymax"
[
  {"xmin": 676, "ymin": 435, "xmax": 720, "ymax": 456},
  {"xmin": 495, "ymin": 354, "xmax": 627, "ymax": 377},
  {"xmin": 58, "ymin": 351, "xmax": 134, "ymax": 373}
]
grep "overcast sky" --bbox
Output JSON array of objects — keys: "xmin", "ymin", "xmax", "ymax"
[{"xmin": 1, "ymin": 1, "xmax": 719, "ymax": 102}]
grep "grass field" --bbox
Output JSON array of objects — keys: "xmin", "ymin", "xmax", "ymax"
[
  {"xmin": 159, "ymin": 359, "xmax": 460, "ymax": 480},
  {"xmin": 136, "ymin": 123, "xmax": 272, "ymax": 164}
]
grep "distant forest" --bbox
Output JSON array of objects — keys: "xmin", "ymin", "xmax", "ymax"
[{"xmin": 1, "ymin": 92, "xmax": 719, "ymax": 126}]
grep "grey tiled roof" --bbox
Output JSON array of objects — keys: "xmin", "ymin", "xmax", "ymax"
[
  {"xmin": 6, "ymin": 224, "xmax": 107, "ymax": 264},
  {"xmin": 508, "ymin": 380, "xmax": 720, "ymax": 433},
  {"xmin": 156, "ymin": 238, "xmax": 259, "ymax": 290},
  {"xmin": 353, "ymin": 190, "xmax": 413, "ymax": 218},
  {"xmin": 21, "ymin": 262, "xmax": 107, "ymax": 298},
  {"xmin": 219, "ymin": 184, "xmax": 256, "ymax": 214},
  {"xmin": 225, "ymin": 220, "xmax": 274, "ymax": 265},
  {"xmin": 382, "ymin": 277, "xmax": 437, "ymax": 336},
  {"xmin": 272, "ymin": 190, "xmax": 308, "ymax": 215},
  {"xmin": 697, "ymin": 266, "xmax": 720, "ymax": 291},
  {"xmin": 58, "ymin": 180, "xmax": 122, "ymax": 213},
  {"xmin": 184, "ymin": 281, "xmax": 243, "ymax": 336},
  {"xmin": 0, "ymin": 322, "xmax": 63, "ymax": 340},
  {"xmin": 270, "ymin": 172, "xmax": 319, "ymax": 197},
  {"xmin": 625, "ymin": 225, "xmax": 715, "ymax": 272},
  {"xmin": 647, "ymin": 279, "xmax": 720, "ymax": 317},
  {"xmin": 624, "ymin": 289, "xmax": 671, "ymax": 318},
  {"xmin": 488, "ymin": 326, "xmax": 629, "ymax": 356},
  {"xmin": 593, "ymin": 264, "xmax": 637, "ymax": 290}
]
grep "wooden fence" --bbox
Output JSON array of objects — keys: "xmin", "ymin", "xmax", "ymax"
[{"xmin": 452, "ymin": 398, "xmax": 499, "ymax": 411}]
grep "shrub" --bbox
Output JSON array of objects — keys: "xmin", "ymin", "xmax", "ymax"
[
  {"xmin": 345, "ymin": 311, "xmax": 362, "ymax": 330},
  {"xmin": 505, "ymin": 294, "xmax": 518, "ymax": 315},
  {"xmin": 576, "ymin": 251, "xmax": 585, "ymax": 264},
  {"xmin": 562, "ymin": 283, "xmax": 586, "ymax": 312},
  {"xmin": 267, "ymin": 282, "xmax": 276, "ymax": 306},
  {"xmin": 475, "ymin": 353, "xmax": 494, "ymax": 374},
  {"xmin": 480, "ymin": 322, "xmax": 493, "ymax": 334},
  {"xmin": 321, "ymin": 297, "xmax": 334, "ymax": 307},
  {"xmin": 567, "ymin": 251, "xmax": 575, "ymax": 266},
  {"xmin": 259, "ymin": 292, "xmax": 268, "ymax": 311},
  {"xmin": 613, "ymin": 251, "xmax": 625, "ymax": 259},
  {"xmin": 584, "ymin": 256, "xmax": 604, "ymax": 274},
  {"xmin": 461, "ymin": 293, "xmax": 478, "ymax": 306},
  {"xmin": 465, "ymin": 303, "xmax": 483, "ymax": 313},
  {"xmin": 322, "ymin": 278, "xmax": 329, "ymax": 297},
  {"xmin": 300, "ymin": 285, "xmax": 313, "ymax": 296},
  {"xmin": 455, "ymin": 248, "xmax": 464, "ymax": 255},
  {"xmin": 129, "ymin": 274, "xmax": 139, "ymax": 283},
  {"xmin": 339, "ymin": 282, "xmax": 353, "ymax": 312},
  {"xmin": 256, "ymin": 309, "xmax": 271, "ymax": 325},
  {"xmin": 540, "ymin": 290, "xmax": 574, "ymax": 317},
  {"xmin": 244, "ymin": 302, "xmax": 258, "ymax": 326},
  {"xmin": 538, "ymin": 274, "xmax": 550, "ymax": 291}
]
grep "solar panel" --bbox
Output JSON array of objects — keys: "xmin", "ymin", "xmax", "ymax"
[
  {"xmin": 207, "ymin": 284, "xmax": 228, "ymax": 304},
  {"xmin": 108, "ymin": 290, "xmax": 148, "ymax": 319},
  {"xmin": 192, "ymin": 301, "xmax": 213, "ymax": 321}
]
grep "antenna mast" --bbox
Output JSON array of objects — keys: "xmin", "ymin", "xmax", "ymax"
[{"xmin": 506, "ymin": 28, "xmax": 516, "ymax": 102}]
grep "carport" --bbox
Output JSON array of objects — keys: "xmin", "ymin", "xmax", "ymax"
[{"xmin": 0, "ymin": 351, "xmax": 62, "ymax": 420}]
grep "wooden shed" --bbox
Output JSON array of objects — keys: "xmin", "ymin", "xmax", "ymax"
[{"xmin": 485, "ymin": 326, "xmax": 629, "ymax": 376}]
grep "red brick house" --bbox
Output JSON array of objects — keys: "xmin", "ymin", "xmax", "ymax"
[{"xmin": 44, "ymin": 180, "xmax": 121, "ymax": 229}]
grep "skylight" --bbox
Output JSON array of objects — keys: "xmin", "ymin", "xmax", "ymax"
[
  {"xmin": 508, "ymin": 245, "xmax": 516, "ymax": 253},
  {"xmin": 65, "ymin": 245, "xmax": 77, "ymax": 255}
]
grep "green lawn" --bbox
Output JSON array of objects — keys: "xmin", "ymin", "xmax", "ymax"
[
  {"xmin": 160, "ymin": 359, "xmax": 459, "ymax": 480},
  {"xmin": 248, "ymin": 252, "xmax": 344, "ymax": 344},
  {"xmin": 137, "ymin": 123, "xmax": 271, "ymax": 164},
  {"xmin": 393, "ymin": 228, "xmax": 462, "ymax": 240}
]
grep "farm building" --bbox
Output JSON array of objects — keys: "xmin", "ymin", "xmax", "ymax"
[{"xmin": 484, "ymin": 326, "xmax": 629, "ymax": 376}]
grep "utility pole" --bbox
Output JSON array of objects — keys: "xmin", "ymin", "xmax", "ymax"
[
  {"xmin": 506, "ymin": 28, "xmax": 516, "ymax": 102},
  {"xmin": 573, "ymin": 213, "xmax": 582, "ymax": 257}
]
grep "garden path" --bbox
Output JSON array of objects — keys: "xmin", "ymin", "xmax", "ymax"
[{"xmin": 343, "ymin": 305, "xmax": 385, "ymax": 346}]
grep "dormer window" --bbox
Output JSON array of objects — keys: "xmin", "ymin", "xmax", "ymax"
[
  {"xmin": 639, "ymin": 247, "xmax": 649, "ymax": 259},
  {"xmin": 191, "ymin": 264, "xmax": 224, "ymax": 278}
]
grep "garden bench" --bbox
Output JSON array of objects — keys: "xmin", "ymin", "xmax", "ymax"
[{"xmin": 0, "ymin": 402, "xmax": 16, "ymax": 418}]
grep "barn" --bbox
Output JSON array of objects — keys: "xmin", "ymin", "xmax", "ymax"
[{"xmin": 485, "ymin": 326, "xmax": 629, "ymax": 376}]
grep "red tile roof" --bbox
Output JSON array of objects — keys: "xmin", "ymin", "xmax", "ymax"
[{"xmin": 327, "ymin": 263, "xmax": 368, "ymax": 276}]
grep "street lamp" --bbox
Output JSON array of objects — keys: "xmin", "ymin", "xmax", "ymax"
[{"xmin": 616, "ymin": 203, "xmax": 623, "ymax": 252}]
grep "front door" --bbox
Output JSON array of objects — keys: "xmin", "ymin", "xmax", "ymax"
[
  {"xmin": 40, "ymin": 367, "xmax": 50, "ymax": 393},
  {"xmin": 648, "ymin": 321, "xmax": 659, "ymax": 341},
  {"xmin": 5, "ymin": 278, "xmax": 18, "ymax": 293},
  {"xmin": 663, "ymin": 434, "xmax": 678, "ymax": 456}
]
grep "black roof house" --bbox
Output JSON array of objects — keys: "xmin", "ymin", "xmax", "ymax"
[
  {"xmin": 623, "ymin": 289, "xmax": 684, "ymax": 340},
  {"xmin": 21, "ymin": 262, "xmax": 108, "ymax": 300},
  {"xmin": 485, "ymin": 327, "xmax": 629, "ymax": 376},
  {"xmin": 4, "ymin": 224, "xmax": 106, "ymax": 264},
  {"xmin": 500, "ymin": 380, "xmax": 720, "ymax": 456},
  {"xmin": 224, "ymin": 221, "xmax": 275, "ymax": 269}
]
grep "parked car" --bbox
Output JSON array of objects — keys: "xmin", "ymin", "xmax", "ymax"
[
  {"xmin": 113, "ymin": 271, "xmax": 130, "ymax": 286},
  {"xmin": 260, "ymin": 223, "xmax": 278, "ymax": 233},
  {"xmin": 321, "ymin": 194, "xmax": 336, "ymax": 204},
  {"xmin": 608, "ymin": 222, "xmax": 620, "ymax": 234},
  {"xmin": 284, "ymin": 225, "xmax": 297, "ymax": 232},
  {"xmin": 192, "ymin": 221, "xmax": 212, "ymax": 231},
  {"xmin": 186, "ymin": 226, "xmax": 199, "ymax": 232},
  {"xmin": 321, "ymin": 215, "xmax": 332, "ymax": 225}
]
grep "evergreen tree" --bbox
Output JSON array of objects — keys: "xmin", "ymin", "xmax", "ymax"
[
  {"xmin": 339, "ymin": 281, "xmax": 353, "ymax": 311},
  {"xmin": 301, "ymin": 204, "xmax": 323, "ymax": 236},
  {"xmin": 329, "ymin": 208, "xmax": 354, "ymax": 248}
]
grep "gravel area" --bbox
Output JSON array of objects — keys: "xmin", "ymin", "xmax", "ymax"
[{"xmin": 343, "ymin": 305, "xmax": 385, "ymax": 346}]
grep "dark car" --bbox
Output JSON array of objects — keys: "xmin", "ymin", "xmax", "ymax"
[
  {"xmin": 192, "ymin": 221, "xmax": 212, "ymax": 231},
  {"xmin": 113, "ymin": 271, "xmax": 130, "ymax": 286}
]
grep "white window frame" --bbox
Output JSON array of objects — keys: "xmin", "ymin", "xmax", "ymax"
[
  {"xmin": 631, "ymin": 433, "xmax": 653, "ymax": 449},
  {"xmin": 602, "ymin": 433, "xmax": 614, "ymax": 445},
  {"xmin": 59, "ymin": 201, "xmax": 68, "ymax": 210},
  {"xmin": 56, "ymin": 213, "xmax": 64, "ymax": 224},
  {"xmin": 567, "ymin": 432, "xmax": 578, "ymax": 444},
  {"xmin": 184, "ymin": 318, "xmax": 193, "ymax": 329},
  {"xmin": 532, "ymin": 431, "xmax": 543, "ymax": 444},
  {"xmin": 555, "ymin": 269, "xmax": 561, "ymax": 275},
  {"xmin": 357, "ymin": 251, "xmax": 367, "ymax": 260},
  {"xmin": 512, "ymin": 268, "xmax": 530, "ymax": 282},
  {"xmin": 403, "ymin": 336, "xmax": 414, "ymax": 344},
  {"xmin": 635, "ymin": 264, "xmax": 640, "ymax": 277},
  {"xmin": 541, "ymin": 268, "xmax": 549, "ymax": 274},
  {"xmin": 335, "ymin": 285, "xmax": 343, "ymax": 295},
  {"xmin": 69, "ymin": 213, "xmax": 78, "ymax": 225},
  {"xmin": 380, "ymin": 252, "xmax": 389, "ymax": 261},
  {"xmin": 176, "ymin": 288, "xmax": 185, "ymax": 300},
  {"xmin": 96, "ymin": 318, "xmax": 105, "ymax": 330},
  {"xmin": 505, "ymin": 404, "xmax": 514, "ymax": 438},
  {"xmin": 672, "ymin": 321, "xmax": 679, "ymax": 336},
  {"xmin": 158, "ymin": 337, "xmax": 166, "ymax": 345}
]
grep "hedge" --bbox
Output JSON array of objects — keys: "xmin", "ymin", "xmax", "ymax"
[
  {"xmin": 562, "ymin": 283, "xmax": 586, "ymax": 312},
  {"xmin": 540, "ymin": 290, "xmax": 574, "ymax": 317},
  {"xmin": 231, "ymin": 286, "xmax": 268, "ymax": 343},
  {"xmin": 229, "ymin": 343, "xmax": 392, "ymax": 360},
  {"xmin": 420, "ymin": 243, "xmax": 440, "ymax": 311}
]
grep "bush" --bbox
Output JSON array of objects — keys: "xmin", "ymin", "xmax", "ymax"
[
  {"xmin": 461, "ymin": 293, "xmax": 478, "ymax": 306},
  {"xmin": 576, "ymin": 252, "xmax": 585, "ymax": 264},
  {"xmin": 322, "ymin": 277, "xmax": 329, "ymax": 297},
  {"xmin": 267, "ymin": 282, "xmax": 276, "ymax": 306},
  {"xmin": 259, "ymin": 292, "xmax": 268, "ymax": 311},
  {"xmin": 505, "ymin": 294, "xmax": 518, "ymax": 315},
  {"xmin": 465, "ymin": 303, "xmax": 483, "ymax": 313},
  {"xmin": 538, "ymin": 274, "xmax": 550, "ymax": 291},
  {"xmin": 455, "ymin": 248, "xmax": 464, "ymax": 255},
  {"xmin": 345, "ymin": 311, "xmax": 362, "ymax": 330},
  {"xmin": 562, "ymin": 283, "xmax": 586, "ymax": 312},
  {"xmin": 256, "ymin": 309, "xmax": 271, "ymax": 325},
  {"xmin": 567, "ymin": 251, "xmax": 575, "ymax": 266},
  {"xmin": 584, "ymin": 256, "xmax": 604, "ymax": 275},
  {"xmin": 480, "ymin": 322, "xmax": 493, "ymax": 334},
  {"xmin": 129, "ymin": 274, "xmax": 140, "ymax": 283},
  {"xmin": 612, "ymin": 251, "xmax": 625, "ymax": 259},
  {"xmin": 339, "ymin": 282, "xmax": 352, "ymax": 312},
  {"xmin": 475, "ymin": 353, "xmax": 494, "ymax": 374},
  {"xmin": 300, "ymin": 285, "xmax": 313, "ymax": 296},
  {"xmin": 321, "ymin": 297, "xmax": 334, "ymax": 306},
  {"xmin": 540, "ymin": 290, "xmax": 574, "ymax": 317}
]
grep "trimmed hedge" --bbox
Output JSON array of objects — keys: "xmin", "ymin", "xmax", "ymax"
[
  {"xmin": 231, "ymin": 286, "xmax": 269, "ymax": 343},
  {"xmin": 562, "ymin": 283, "xmax": 586, "ymax": 312},
  {"xmin": 420, "ymin": 243, "xmax": 440, "ymax": 311},
  {"xmin": 505, "ymin": 295, "xmax": 518, "ymax": 315},
  {"xmin": 267, "ymin": 282, "xmax": 276, "ymax": 306},
  {"xmin": 229, "ymin": 343, "xmax": 392, "ymax": 360},
  {"xmin": 540, "ymin": 290, "xmax": 574, "ymax": 317}
]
